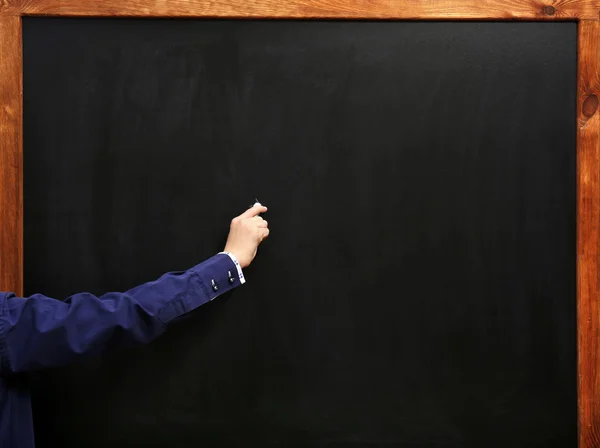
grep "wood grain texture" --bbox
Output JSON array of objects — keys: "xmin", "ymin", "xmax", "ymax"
[
  {"xmin": 0, "ymin": 15, "xmax": 23, "ymax": 296},
  {"xmin": 0, "ymin": 0, "xmax": 599, "ymax": 19},
  {"xmin": 578, "ymin": 19, "xmax": 600, "ymax": 448}
]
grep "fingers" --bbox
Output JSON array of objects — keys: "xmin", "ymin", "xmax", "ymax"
[
  {"xmin": 252, "ymin": 216, "xmax": 268, "ymax": 228},
  {"xmin": 259, "ymin": 227, "xmax": 270, "ymax": 241},
  {"xmin": 239, "ymin": 205, "xmax": 268, "ymax": 219}
]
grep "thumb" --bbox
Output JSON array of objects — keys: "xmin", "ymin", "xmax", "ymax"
[{"xmin": 239, "ymin": 205, "xmax": 267, "ymax": 219}]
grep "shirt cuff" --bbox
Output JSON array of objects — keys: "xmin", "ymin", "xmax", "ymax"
[
  {"xmin": 157, "ymin": 254, "xmax": 243, "ymax": 323},
  {"xmin": 218, "ymin": 252, "xmax": 246, "ymax": 284}
]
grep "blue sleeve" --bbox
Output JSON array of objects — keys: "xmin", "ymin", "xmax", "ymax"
[{"xmin": 0, "ymin": 254, "xmax": 242, "ymax": 375}]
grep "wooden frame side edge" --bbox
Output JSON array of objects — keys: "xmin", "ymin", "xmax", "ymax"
[
  {"xmin": 0, "ymin": 15, "xmax": 23, "ymax": 297},
  {"xmin": 578, "ymin": 18, "xmax": 600, "ymax": 448},
  {"xmin": 0, "ymin": 0, "xmax": 599, "ymax": 20}
]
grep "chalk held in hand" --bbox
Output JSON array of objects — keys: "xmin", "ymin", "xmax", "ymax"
[
  {"xmin": 248, "ymin": 198, "xmax": 267, "ymax": 217},
  {"xmin": 252, "ymin": 198, "xmax": 262, "ymax": 208}
]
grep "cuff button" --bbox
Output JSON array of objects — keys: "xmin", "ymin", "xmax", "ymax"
[
  {"xmin": 211, "ymin": 279, "xmax": 219, "ymax": 292},
  {"xmin": 228, "ymin": 271, "xmax": 235, "ymax": 284}
]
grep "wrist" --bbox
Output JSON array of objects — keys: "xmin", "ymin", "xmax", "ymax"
[
  {"xmin": 223, "ymin": 246, "xmax": 247, "ymax": 268},
  {"xmin": 219, "ymin": 251, "xmax": 247, "ymax": 283}
]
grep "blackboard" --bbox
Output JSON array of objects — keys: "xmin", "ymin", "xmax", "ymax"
[{"xmin": 23, "ymin": 18, "xmax": 577, "ymax": 447}]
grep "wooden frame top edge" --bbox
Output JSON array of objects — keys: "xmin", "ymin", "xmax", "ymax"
[{"xmin": 1, "ymin": 0, "xmax": 599, "ymax": 20}]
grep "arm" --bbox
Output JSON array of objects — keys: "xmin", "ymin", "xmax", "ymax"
[
  {"xmin": 0, "ymin": 203, "xmax": 269, "ymax": 375},
  {"xmin": 0, "ymin": 253, "xmax": 240, "ymax": 375}
]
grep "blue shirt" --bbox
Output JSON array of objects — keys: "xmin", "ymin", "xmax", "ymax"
[{"xmin": 0, "ymin": 253, "xmax": 242, "ymax": 448}]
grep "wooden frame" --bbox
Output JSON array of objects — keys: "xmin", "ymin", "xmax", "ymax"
[{"xmin": 1, "ymin": 0, "xmax": 598, "ymax": 445}]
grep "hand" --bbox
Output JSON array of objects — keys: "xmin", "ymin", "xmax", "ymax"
[{"xmin": 223, "ymin": 205, "xmax": 270, "ymax": 268}]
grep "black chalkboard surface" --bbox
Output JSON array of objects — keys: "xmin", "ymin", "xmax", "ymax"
[{"xmin": 23, "ymin": 18, "xmax": 577, "ymax": 447}]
